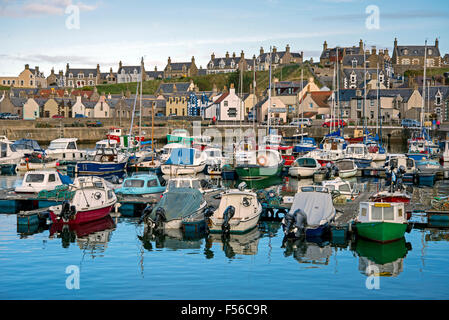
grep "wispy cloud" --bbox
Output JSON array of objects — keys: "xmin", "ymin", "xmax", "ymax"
[
  {"xmin": 317, "ymin": 10, "xmax": 449, "ymax": 22},
  {"xmin": 0, "ymin": 0, "xmax": 98, "ymax": 17}
]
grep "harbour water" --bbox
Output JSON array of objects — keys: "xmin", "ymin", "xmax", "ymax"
[{"xmin": 1, "ymin": 174, "xmax": 449, "ymax": 300}]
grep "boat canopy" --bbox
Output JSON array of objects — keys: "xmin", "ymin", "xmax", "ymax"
[
  {"xmin": 151, "ymin": 188, "xmax": 203, "ymax": 221},
  {"xmin": 12, "ymin": 139, "xmax": 43, "ymax": 153},
  {"xmin": 289, "ymin": 192, "xmax": 335, "ymax": 227},
  {"xmin": 295, "ymin": 157, "xmax": 318, "ymax": 167},
  {"xmin": 336, "ymin": 160, "xmax": 356, "ymax": 170},
  {"xmin": 165, "ymin": 148, "xmax": 198, "ymax": 165}
]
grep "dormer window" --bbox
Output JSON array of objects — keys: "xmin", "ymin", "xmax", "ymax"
[
  {"xmin": 274, "ymin": 55, "xmax": 280, "ymax": 64},
  {"xmin": 379, "ymin": 74, "xmax": 384, "ymax": 83},
  {"xmin": 350, "ymin": 73, "xmax": 356, "ymax": 83},
  {"xmin": 89, "ymin": 73, "xmax": 93, "ymax": 78},
  {"xmin": 209, "ymin": 62, "xmax": 214, "ymax": 69},
  {"xmin": 436, "ymin": 91, "xmax": 442, "ymax": 106},
  {"xmin": 230, "ymin": 60, "xmax": 235, "ymax": 68},
  {"xmin": 134, "ymin": 69, "xmax": 137, "ymax": 74},
  {"xmin": 219, "ymin": 60, "xmax": 225, "ymax": 69},
  {"xmin": 352, "ymin": 59, "xmax": 357, "ymax": 68},
  {"xmin": 403, "ymin": 49, "xmax": 408, "ymax": 55},
  {"xmin": 428, "ymin": 49, "xmax": 433, "ymax": 55}
]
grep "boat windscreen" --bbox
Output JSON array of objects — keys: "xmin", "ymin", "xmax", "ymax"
[
  {"xmin": 25, "ymin": 174, "xmax": 45, "ymax": 183},
  {"xmin": 124, "ymin": 179, "xmax": 145, "ymax": 188}
]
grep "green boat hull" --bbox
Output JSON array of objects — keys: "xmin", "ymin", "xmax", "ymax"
[
  {"xmin": 166, "ymin": 135, "xmax": 193, "ymax": 145},
  {"xmin": 356, "ymin": 221, "xmax": 407, "ymax": 243},
  {"xmin": 235, "ymin": 164, "xmax": 283, "ymax": 181}
]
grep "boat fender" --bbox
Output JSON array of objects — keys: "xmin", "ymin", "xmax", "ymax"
[
  {"xmin": 222, "ymin": 206, "xmax": 235, "ymax": 234},
  {"xmin": 257, "ymin": 155, "xmax": 268, "ymax": 166}
]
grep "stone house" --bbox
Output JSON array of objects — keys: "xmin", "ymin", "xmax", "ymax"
[
  {"xmin": 146, "ymin": 67, "xmax": 164, "ymax": 80},
  {"xmin": 255, "ymin": 96, "xmax": 288, "ymax": 123},
  {"xmin": 206, "ymin": 51, "xmax": 254, "ymax": 74},
  {"xmin": 65, "ymin": 63, "xmax": 101, "ymax": 88},
  {"xmin": 41, "ymin": 98, "xmax": 59, "ymax": 118},
  {"xmin": 164, "ymin": 57, "xmax": 198, "ymax": 79},
  {"xmin": 46, "ymin": 69, "xmax": 65, "ymax": 87},
  {"xmin": 23, "ymin": 98, "xmax": 40, "ymax": 120},
  {"xmin": 165, "ymin": 94, "xmax": 189, "ymax": 117},
  {"xmin": 320, "ymin": 40, "xmax": 363, "ymax": 67},
  {"xmin": 117, "ymin": 59, "xmax": 145, "ymax": 83},
  {"xmin": 298, "ymin": 91, "xmax": 332, "ymax": 119},
  {"xmin": 392, "ymin": 38, "xmax": 442, "ymax": 75},
  {"xmin": 0, "ymin": 64, "xmax": 46, "ymax": 88},
  {"xmin": 256, "ymin": 45, "xmax": 303, "ymax": 71}
]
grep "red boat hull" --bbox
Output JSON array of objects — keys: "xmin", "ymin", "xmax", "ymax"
[
  {"xmin": 370, "ymin": 197, "xmax": 410, "ymax": 204},
  {"xmin": 346, "ymin": 137, "xmax": 364, "ymax": 144},
  {"xmin": 50, "ymin": 205, "xmax": 114, "ymax": 225}
]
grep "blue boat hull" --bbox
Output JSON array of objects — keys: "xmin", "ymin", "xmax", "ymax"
[
  {"xmin": 418, "ymin": 173, "xmax": 435, "ymax": 187},
  {"xmin": 305, "ymin": 223, "xmax": 329, "ymax": 238},
  {"xmin": 346, "ymin": 158, "xmax": 372, "ymax": 169},
  {"xmin": 77, "ymin": 161, "xmax": 127, "ymax": 179},
  {"xmin": 407, "ymin": 153, "xmax": 428, "ymax": 162},
  {"xmin": 293, "ymin": 146, "xmax": 317, "ymax": 153}
]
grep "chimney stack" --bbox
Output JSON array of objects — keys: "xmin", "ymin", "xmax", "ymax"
[
  {"xmin": 323, "ymin": 41, "xmax": 328, "ymax": 51},
  {"xmin": 211, "ymin": 53, "xmax": 215, "ymax": 60},
  {"xmin": 225, "ymin": 52, "xmax": 230, "ymax": 59},
  {"xmin": 260, "ymin": 47, "xmax": 264, "ymax": 56},
  {"xmin": 286, "ymin": 44, "xmax": 290, "ymax": 53}
]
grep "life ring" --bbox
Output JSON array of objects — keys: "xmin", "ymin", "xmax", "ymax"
[{"xmin": 257, "ymin": 155, "xmax": 268, "ymax": 166}]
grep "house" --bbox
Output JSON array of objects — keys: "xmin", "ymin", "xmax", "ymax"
[
  {"xmin": 72, "ymin": 96, "xmax": 88, "ymax": 117},
  {"xmin": 392, "ymin": 38, "xmax": 442, "ymax": 75},
  {"xmin": 101, "ymin": 68, "xmax": 117, "ymax": 84},
  {"xmin": 418, "ymin": 86, "xmax": 449, "ymax": 121},
  {"xmin": 0, "ymin": 94, "xmax": 26, "ymax": 116},
  {"xmin": 256, "ymin": 45, "xmax": 303, "ymax": 71},
  {"xmin": 0, "ymin": 64, "xmax": 46, "ymax": 88},
  {"xmin": 117, "ymin": 59, "xmax": 145, "ymax": 83},
  {"xmin": 320, "ymin": 40, "xmax": 364, "ymax": 67},
  {"xmin": 23, "ymin": 98, "xmax": 40, "ymax": 120},
  {"xmin": 187, "ymin": 92, "xmax": 212, "ymax": 117},
  {"xmin": 206, "ymin": 51, "xmax": 254, "ymax": 74},
  {"xmin": 255, "ymin": 96, "xmax": 288, "ymax": 124},
  {"xmin": 46, "ymin": 69, "xmax": 65, "ymax": 87},
  {"xmin": 155, "ymin": 81, "xmax": 195, "ymax": 95},
  {"xmin": 298, "ymin": 90, "xmax": 332, "ymax": 119},
  {"xmin": 92, "ymin": 96, "xmax": 110, "ymax": 118},
  {"xmin": 165, "ymin": 94, "xmax": 189, "ymax": 116},
  {"xmin": 41, "ymin": 98, "xmax": 59, "ymax": 118},
  {"xmin": 65, "ymin": 63, "xmax": 101, "ymax": 88},
  {"xmin": 146, "ymin": 67, "xmax": 164, "ymax": 80},
  {"xmin": 205, "ymin": 84, "xmax": 244, "ymax": 121},
  {"xmin": 342, "ymin": 69, "xmax": 389, "ymax": 90},
  {"xmin": 242, "ymin": 92, "xmax": 258, "ymax": 119},
  {"xmin": 164, "ymin": 56, "xmax": 198, "ymax": 78}
]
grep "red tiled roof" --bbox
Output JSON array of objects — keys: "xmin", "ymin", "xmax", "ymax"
[
  {"xmin": 213, "ymin": 92, "xmax": 229, "ymax": 104},
  {"xmin": 310, "ymin": 91, "xmax": 332, "ymax": 108}
]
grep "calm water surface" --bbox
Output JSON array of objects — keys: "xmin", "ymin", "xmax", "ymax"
[{"xmin": 1, "ymin": 174, "xmax": 449, "ymax": 300}]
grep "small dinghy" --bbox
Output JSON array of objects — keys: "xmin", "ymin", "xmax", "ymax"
[
  {"xmin": 282, "ymin": 189, "xmax": 336, "ymax": 238},
  {"xmin": 335, "ymin": 159, "xmax": 358, "ymax": 178},
  {"xmin": 15, "ymin": 170, "xmax": 70, "ymax": 194},
  {"xmin": 288, "ymin": 157, "xmax": 321, "ymax": 178},
  {"xmin": 115, "ymin": 173, "xmax": 165, "ymax": 196},
  {"xmin": 369, "ymin": 190, "xmax": 411, "ymax": 204},
  {"xmin": 208, "ymin": 183, "xmax": 262, "ymax": 234}
]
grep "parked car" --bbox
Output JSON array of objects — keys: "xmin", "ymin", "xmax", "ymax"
[
  {"xmin": 52, "ymin": 115, "xmax": 64, "ymax": 119},
  {"xmin": 74, "ymin": 114, "xmax": 87, "ymax": 118},
  {"xmin": 155, "ymin": 113, "xmax": 165, "ymax": 117},
  {"xmin": 0, "ymin": 113, "xmax": 12, "ymax": 119},
  {"xmin": 401, "ymin": 119, "xmax": 420, "ymax": 128},
  {"xmin": 6, "ymin": 114, "xmax": 20, "ymax": 120},
  {"xmin": 290, "ymin": 118, "xmax": 312, "ymax": 127},
  {"xmin": 322, "ymin": 120, "xmax": 347, "ymax": 128},
  {"xmin": 86, "ymin": 121, "xmax": 103, "ymax": 127}
]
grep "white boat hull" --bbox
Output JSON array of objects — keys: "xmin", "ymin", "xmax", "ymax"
[
  {"xmin": 288, "ymin": 166, "xmax": 318, "ymax": 178},
  {"xmin": 338, "ymin": 168, "xmax": 358, "ymax": 179},
  {"xmin": 161, "ymin": 163, "xmax": 206, "ymax": 175},
  {"xmin": 209, "ymin": 203, "xmax": 262, "ymax": 234}
]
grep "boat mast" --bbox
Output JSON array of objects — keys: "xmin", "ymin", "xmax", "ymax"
[
  {"xmin": 376, "ymin": 62, "xmax": 379, "ymax": 135},
  {"xmin": 253, "ymin": 58, "xmax": 257, "ymax": 133},
  {"xmin": 268, "ymin": 46, "xmax": 272, "ymax": 134},
  {"xmin": 336, "ymin": 46, "xmax": 340, "ymax": 131},
  {"xmin": 363, "ymin": 41, "xmax": 367, "ymax": 143},
  {"xmin": 421, "ymin": 40, "xmax": 427, "ymax": 130},
  {"xmin": 139, "ymin": 57, "xmax": 143, "ymax": 151},
  {"xmin": 301, "ymin": 68, "xmax": 304, "ymax": 143},
  {"xmin": 128, "ymin": 81, "xmax": 139, "ymax": 137},
  {"xmin": 331, "ymin": 61, "xmax": 336, "ymax": 134}
]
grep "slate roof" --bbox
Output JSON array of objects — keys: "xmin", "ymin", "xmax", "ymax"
[
  {"xmin": 146, "ymin": 71, "xmax": 164, "ymax": 79},
  {"xmin": 118, "ymin": 66, "xmax": 142, "ymax": 74},
  {"xmin": 84, "ymin": 101, "xmax": 97, "ymax": 109},
  {"xmin": 395, "ymin": 45, "xmax": 440, "ymax": 57},
  {"xmin": 337, "ymin": 88, "xmax": 416, "ymax": 102},
  {"xmin": 320, "ymin": 46, "xmax": 361, "ymax": 60},
  {"xmin": 166, "ymin": 62, "xmax": 193, "ymax": 71},
  {"xmin": 418, "ymin": 86, "xmax": 449, "ymax": 100},
  {"xmin": 156, "ymin": 82, "xmax": 192, "ymax": 94},
  {"xmin": 10, "ymin": 97, "xmax": 27, "ymax": 107},
  {"xmin": 66, "ymin": 68, "xmax": 98, "ymax": 77}
]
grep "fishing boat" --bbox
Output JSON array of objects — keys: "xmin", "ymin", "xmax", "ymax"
[
  {"xmin": 203, "ymin": 147, "xmax": 225, "ymax": 174},
  {"xmin": 15, "ymin": 153, "xmax": 59, "ymax": 173},
  {"xmin": 45, "ymin": 138, "xmax": 87, "ymax": 162},
  {"xmin": 143, "ymin": 188, "xmax": 208, "ymax": 230},
  {"xmin": 282, "ymin": 189, "xmax": 336, "ymax": 238},
  {"xmin": 106, "ymin": 127, "xmax": 144, "ymax": 151},
  {"xmin": 76, "ymin": 147, "xmax": 128, "ymax": 179},
  {"xmin": 235, "ymin": 149, "xmax": 283, "ymax": 181},
  {"xmin": 266, "ymin": 145, "xmax": 295, "ymax": 167},
  {"xmin": 49, "ymin": 176, "xmax": 117, "ymax": 225},
  {"xmin": 415, "ymin": 159, "xmax": 443, "ymax": 173},
  {"xmin": 369, "ymin": 190, "xmax": 411, "ymax": 204},
  {"xmin": 343, "ymin": 143, "xmax": 373, "ymax": 169},
  {"xmin": 87, "ymin": 139, "xmax": 119, "ymax": 157},
  {"xmin": 335, "ymin": 159, "xmax": 358, "ymax": 178},
  {"xmin": 207, "ymin": 185, "xmax": 262, "ymax": 234},
  {"xmin": 321, "ymin": 177, "xmax": 358, "ymax": 201},
  {"xmin": 288, "ymin": 157, "xmax": 321, "ymax": 178},
  {"xmin": 161, "ymin": 147, "xmax": 207, "ymax": 175},
  {"xmin": 355, "ymin": 202, "xmax": 408, "ymax": 243},
  {"xmin": 15, "ymin": 170, "xmax": 67, "ymax": 194},
  {"xmin": 164, "ymin": 176, "xmax": 208, "ymax": 194},
  {"xmin": 0, "ymin": 139, "xmax": 24, "ymax": 165},
  {"xmin": 293, "ymin": 137, "xmax": 317, "ymax": 154},
  {"xmin": 365, "ymin": 138, "xmax": 387, "ymax": 162},
  {"xmin": 115, "ymin": 173, "xmax": 165, "ymax": 197}
]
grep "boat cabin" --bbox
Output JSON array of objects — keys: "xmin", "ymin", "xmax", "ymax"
[
  {"xmin": 93, "ymin": 147, "xmax": 119, "ymax": 163},
  {"xmin": 384, "ymin": 155, "xmax": 416, "ymax": 172},
  {"xmin": 345, "ymin": 144, "xmax": 370, "ymax": 157},
  {"xmin": 358, "ymin": 202, "xmax": 406, "ymax": 224},
  {"xmin": 166, "ymin": 176, "xmax": 203, "ymax": 193},
  {"xmin": 115, "ymin": 173, "xmax": 165, "ymax": 195},
  {"xmin": 321, "ymin": 178, "xmax": 356, "ymax": 199},
  {"xmin": 15, "ymin": 170, "xmax": 64, "ymax": 194},
  {"xmin": 46, "ymin": 138, "xmax": 86, "ymax": 160}
]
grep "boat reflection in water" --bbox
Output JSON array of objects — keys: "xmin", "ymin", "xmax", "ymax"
[
  {"xmin": 356, "ymin": 238, "xmax": 411, "ymax": 277},
  {"xmin": 139, "ymin": 227, "xmax": 205, "ymax": 251},
  {"xmin": 282, "ymin": 238, "xmax": 332, "ymax": 266},
  {"xmin": 206, "ymin": 227, "xmax": 262, "ymax": 259},
  {"xmin": 49, "ymin": 215, "xmax": 116, "ymax": 254},
  {"xmin": 425, "ymin": 228, "xmax": 449, "ymax": 242}
]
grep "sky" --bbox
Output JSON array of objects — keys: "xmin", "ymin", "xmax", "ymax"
[{"xmin": 1, "ymin": 0, "xmax": 449, "ymax": 76}]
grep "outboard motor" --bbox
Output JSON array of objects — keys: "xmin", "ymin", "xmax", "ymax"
[
  {"xmin": 396, "ymin": 165, "xmax": 406, "ymax": 191},
  {"xmin": 154, "ymin": 207, "xmax": 167, "ymax": 230},
  {"xmin": 60, "ymin": 201, "xmax": 76, "ymax": 222},
  {"xmin": 139, "ymin": 203, "xmax": 153, "ymax": 224},
  {"xmin": 221, "ymin": 205, "xmax": 235, "ymax": 234},
  {"xmin": 204, "ymin": 206, "xmax": 215, "ymax": 218},
  {"xmin": 282, "ymin": 209, "xmax": 307, "ymax": 238},
  {"xmin": 325, "ymin": 162, "xmax": 333, "ymax": 180}
]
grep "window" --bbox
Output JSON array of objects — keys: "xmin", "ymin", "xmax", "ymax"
[
  {"xmin": 67, "ymin": 142, "xmax": 76, "ymax": 150},
  {"xmin": 383, "ymin": 207, "xmax": 394, "ymax": 220},
  {"xmin": 350, "ymin": 74, "xmax": 356, "ymax": 83},
  {"xmin": 147, "ymin": 179, "xmax": 158, "ymax": 187},
  {"xmin": 412, "ymin": 59, "xmax": 419, "ymax": 65},
  {"xmin": 361, "ymin": 207, "xmax": 367, "ymax": 217},
  {"xmin": 402, "ymin": 59, "xmax": 410, "ymax": 65},
  {"xmin": 48, "ymin": 174, "xmax": 56, "ymax": 182},
  {"xmin": 372, "ymin": 206, "xmax": 383, "ymax": 220},
  {"xmin": 309, "ymin": 103, "xmax": 313, "ymax": 109},
  {"xmin": 21, "ymin": 80, "xmax": 24, "ymax": 86},
  {"xmin": 30, "ymin": 80, "xmax": 33, "ymax": 85},
  {"xmin": 26, "ymin": 174, "xmax": 45, "ymax": 183},
  {"xmin": 224, "ymin": 101, "xmax": 228, "ymax": 107},
  {"xmin": 436, "ymin": 94, "xmax": 442, "ymax": 106},
  {"xmin": 352, "ymin": 59, "xmax": 357, "ymax": 68}
]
